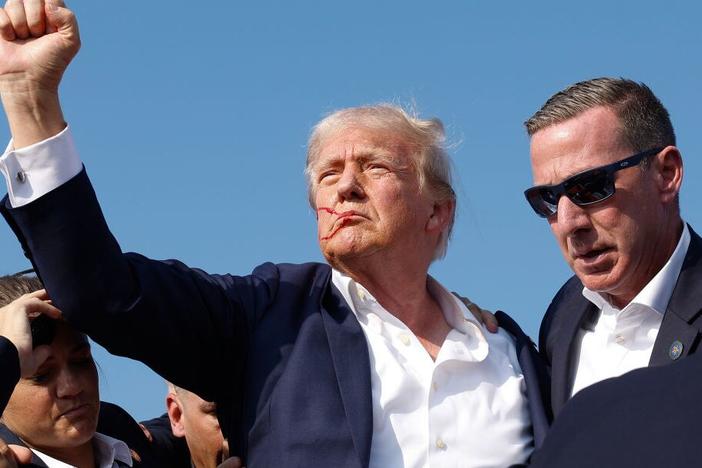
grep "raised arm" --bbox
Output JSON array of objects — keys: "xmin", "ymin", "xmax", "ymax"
[{"xmin": 0, "ymin": 0, "xmax": 253, "ymax": 405}]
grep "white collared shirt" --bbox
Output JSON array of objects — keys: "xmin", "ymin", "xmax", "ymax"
[
  {"xmin": 571, "ymin": 223, "xmax": 691, "ymax": 397},
  {"xmin": 32, "ymin": 432, "xmax": 133, "ymax": 468},
  {"xmin": 333, "ymin": 270, "xmax": 533, "ymax": 468}
]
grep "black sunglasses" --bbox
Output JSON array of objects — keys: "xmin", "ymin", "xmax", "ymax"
[{"xmin": 524, "ymin": 147, "xmax": 663, "ymax": 218}]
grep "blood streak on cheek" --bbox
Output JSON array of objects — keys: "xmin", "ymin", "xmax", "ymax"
[
  {"xmin": 320, "ymin": 218, "xmax": 352, "ymax": 241},
  {"xmin": 318, "ymin": 207, "xmax": 341, "ymax": 216},
  {"xmin": 317, "ymin": 207, "xmax": 355, "ymax": 241}
]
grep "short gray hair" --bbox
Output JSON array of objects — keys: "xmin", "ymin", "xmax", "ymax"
[
  {"xmin": 305, "ymin": 104, "xmax": 456, "ymax": 260},
  {"xmin": 525, "ymin": 77, "xmax": 676, "ymax": 153}
]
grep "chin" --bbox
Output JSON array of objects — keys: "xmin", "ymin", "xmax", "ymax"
[
  {"xmin": 579, "ymin": 270, "xmax": 625, "ymax": 295},
  {"xmin": 61, "ymin": 417, "xmax": 99, "ymax": 446},
  {"xmin": 324, "ymin": 238, "xmax": 370, "ymax": 258}
]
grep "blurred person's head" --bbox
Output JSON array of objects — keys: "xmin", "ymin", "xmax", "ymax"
[
  {"xmin": 524, "ymin": 78, "xmax": 683, "ymax": 307},
  {"xmin": 0, "ymin": 275, "xmax": 100, "ymax": 464},
  {"xmin": 166, "ymin": 383, "xmax": 225, "ymax": 468}
]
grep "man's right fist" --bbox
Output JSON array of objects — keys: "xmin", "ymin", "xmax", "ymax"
[{"xmin": 0, "ymin": 0, "xmax": 80, "ymax": 94}]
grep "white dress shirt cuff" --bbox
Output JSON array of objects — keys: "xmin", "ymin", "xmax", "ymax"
[{"xmin": 0, "ymin": 125, "xmax": 82, "ymax": 208}]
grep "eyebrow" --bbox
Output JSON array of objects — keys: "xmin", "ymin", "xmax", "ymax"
[
  {"xmin": 545, "ymin": 161, "xmax": 606, "ymax": 186},
  {"xmin": 312, "ymin": 148, "xmax": 406, "ymax": 174}
]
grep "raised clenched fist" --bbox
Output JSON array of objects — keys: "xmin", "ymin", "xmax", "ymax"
[{"xmin": 0, "ymin": 0, "xmax": 80, "ymax": 95}]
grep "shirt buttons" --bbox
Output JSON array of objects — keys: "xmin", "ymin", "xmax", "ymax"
[
  {"xmin": 614, "ymin": 334, "xmax": 626, "ymax": 344},
  {"xmin": 432, "ymin": 381, "xmax": 438, "ymax": 392},
  {"xmin": 435, "ymin": 438, "xmax": 447, "ymax": 450},
  {"xmin": 398, "ymin": 333, "xmax": 411, "ymax": 346},
  {"xmin": 15, "ymin": 171, "xmax": 26, "ymax": 183},
  {"xmin": 357, "ymin": 289, "xmax": 367, "ymax": 301}
]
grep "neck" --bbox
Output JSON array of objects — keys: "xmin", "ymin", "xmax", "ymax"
[{"xmin": 334, "ymin": 252, "xmax": 451, "ymax": 357}]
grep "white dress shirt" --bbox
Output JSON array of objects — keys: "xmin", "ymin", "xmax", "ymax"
[
  {"xmin": 570, "ymin": 223, "xmax": 691, "ymax": 397},
  {"xmin": 1, "ymin": 129, "xmax": 533, "ymax": 467},
  {"xmin": 32, "ymin": 432, "xmax": 133, "ymax": 468},
  {"xmin": 333, "ymin": 270, "xmax": 533, "ymax": 468}
]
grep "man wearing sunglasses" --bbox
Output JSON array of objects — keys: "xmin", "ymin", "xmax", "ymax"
[{"xmin": 523, "ymin": 77, "xmax": 699, "ymax": 420}]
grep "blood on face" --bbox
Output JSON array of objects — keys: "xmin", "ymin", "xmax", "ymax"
[{"xmin": 317, "ymin": 207, "xmax": 358, "ymax": 241}]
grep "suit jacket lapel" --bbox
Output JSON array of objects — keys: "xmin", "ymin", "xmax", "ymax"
[
  {"xmin": 495, "ymin": 311, "xmax": 552, "ymax": 447},
  {"xmin": 551, "ymin": 298, "xmax": 597, "ymax": 416},
  {"xmin": 650, "ymin": 225, "xmax": 702, "ymax": 366},
  {"xmin": 318, "ymin": 275, "xmax": 373, "ymax": 468}
]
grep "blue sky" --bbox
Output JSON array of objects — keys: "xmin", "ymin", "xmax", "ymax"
[{"xmin": 2, "ymin": 0, "xmax": 701, "ymax": 421}]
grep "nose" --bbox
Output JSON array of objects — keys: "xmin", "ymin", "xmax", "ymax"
[
  {"xmin": 336, "ymin": 165, "xmax": 366, "ymax": 202},
  {"xmin": 56, "ymin": 368, "xmax": 83, "ymax": 399},
  {"xmin": 552, "ymin": 195, "xmax": 592, "ymax": 235}
]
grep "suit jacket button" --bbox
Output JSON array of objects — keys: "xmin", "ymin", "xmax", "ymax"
[{"xmin": 669, "ymin": 340, "xmax": 684, "ymax": 360}]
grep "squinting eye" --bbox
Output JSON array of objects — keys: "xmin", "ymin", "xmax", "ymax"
[
  {"xmin": 31, "ymin": 372, "xmax": 51, "ymax": 384},
  {"xmin": 318, "ymin": 171, "xmax": 338, "ymax": 182},
  {"xmin": 367, "ymin": 164, "xmax": 389, "ymax": 173}
]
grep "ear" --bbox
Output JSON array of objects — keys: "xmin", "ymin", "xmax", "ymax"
[
  {"xmin": 426, "ymin": 198, "xmax": 455, "ymax": 234},
  {"xmin": 653, "ymin": 146, "xmax": 683, "ymax": 204},
  {"xmin": 166, "ymin": 393, "xmax": 186, "ymax": 437}
]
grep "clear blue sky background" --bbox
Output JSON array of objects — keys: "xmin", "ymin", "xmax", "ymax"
[{"xmin": 1, "ymin": 0, "xmax": 701, "ymax": 421}]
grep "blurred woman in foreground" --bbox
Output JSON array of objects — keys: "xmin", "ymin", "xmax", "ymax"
[{"xmin": 0, "ymin": 275, "xmax": 170, "ymax": 467}]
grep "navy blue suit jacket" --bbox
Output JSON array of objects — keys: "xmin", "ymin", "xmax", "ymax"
[
  {"xmin": 2, "ymin": 170, "xmax": 550, "ymax": 467},
  {"xmin": 529, "ymin": 348, "xmax": 702, "ymax": 467},
  {"xmin": 539, "ymin": 225, "xmax": 702, "ymax": 417}
]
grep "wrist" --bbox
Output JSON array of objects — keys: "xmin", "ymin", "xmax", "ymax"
[{"xmin": 1, "ymin": 86, "xmax": 66, "ymax": 148}]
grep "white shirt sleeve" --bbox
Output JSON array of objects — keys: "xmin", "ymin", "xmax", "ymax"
[{"xmin": 0, "ymin": 126, "xmax": 82, "ymax": 208}]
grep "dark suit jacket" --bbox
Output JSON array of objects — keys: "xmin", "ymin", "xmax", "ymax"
[
  {"xmin": 539, "ymin": 224, "xmax": 702, "ymax": 417},
  {"xmin": 529, "ymin": 348, "xmax": 702, "ymax": 468},
  {"xmin": 1, "ymin": 169, "xmax": 550, "ymax": 467}
]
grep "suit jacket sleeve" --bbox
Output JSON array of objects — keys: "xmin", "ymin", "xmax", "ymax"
[{"xmin": 1, "ymin": 168, "xmax": 278, "ymax": 404}]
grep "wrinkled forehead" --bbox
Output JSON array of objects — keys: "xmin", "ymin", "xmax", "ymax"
[
  {"xmin": 529, "ymin": 108, "xmax": 631, "ymax": 185},
  {"xmin": 310, "ymin": 125, "xmax": 417, "ymax": 169}
]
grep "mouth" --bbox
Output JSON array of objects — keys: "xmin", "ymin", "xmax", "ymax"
[
  {"xmin": 573, "ymin": 246, "xmax": 614, "ymax": 264},
  {"xmin": 317, "ymin": 207, "xmax": 365, "ymax": 241},
  {"xmin": 318, "ymin": 207, "xmax": 362, "ymax": 219},
  {"xmin": 58, "ymin": 403, "xmax": 93, "ymax": 420}
]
